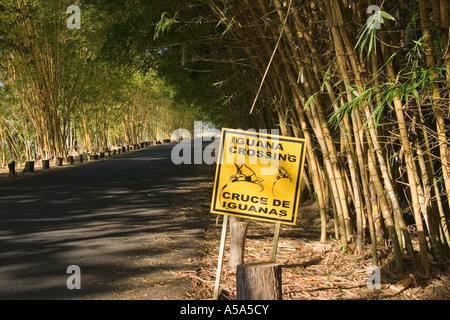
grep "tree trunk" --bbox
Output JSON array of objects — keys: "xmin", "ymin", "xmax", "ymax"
[
  {"xmin": 8, "ymin": 161, "xmax": 16, "ymax": 176},
  {"xmin": 23, "ymin": 161, "xmax": 35, "ymax": 173},
  {"xmin": 236, "ymin": 263, "xmax": 282, "ymax": 300}
]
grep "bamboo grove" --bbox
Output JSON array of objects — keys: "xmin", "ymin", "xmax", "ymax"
[
  {"xmin": 0, "ymin": 0, "xmax": 198, "ymax": 167},
  {"xmin": 147, "ymin": 0, "xmax": 450, "ymax": 273},
  {"xmin": 219, "ymin": 0, "xmax": 449, "ymax": 273},
  {"xmin": 2, "ymin": 0, "xmax": 450, "ymax": 274}
]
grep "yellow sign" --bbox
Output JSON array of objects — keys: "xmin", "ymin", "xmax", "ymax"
[{"xmin": 210, "ymin": 128, "xmax": 307, "ymax": 225}]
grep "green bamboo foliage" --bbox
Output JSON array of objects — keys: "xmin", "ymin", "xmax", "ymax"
[{"xmin": 0, "ymin": 1, "xmax": 197, "ymax": 166}]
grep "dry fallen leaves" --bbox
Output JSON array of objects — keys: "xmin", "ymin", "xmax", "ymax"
[{"xmin": 184, "ymin": 201, "xmax": 450, "ymax": 300}]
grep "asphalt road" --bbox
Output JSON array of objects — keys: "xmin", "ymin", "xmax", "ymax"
[{"xmin": 0, "ymin": 141, "xmax": 215, "ymax": 299}]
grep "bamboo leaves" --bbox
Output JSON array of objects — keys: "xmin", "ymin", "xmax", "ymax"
[
  {"xmin": 0, "ymin": 1, "xmax": 200, "ymax": 166},
  {"xmin": 154, "ymin": 12, "xmax": 179, "ymax": 40},
  {"xmin": 191, "ymin": 0, "xmax": 450, "ymax": 272},
  {"xmin": 356, "ymin": 8, "xmax": 396, "ymax": 57}
]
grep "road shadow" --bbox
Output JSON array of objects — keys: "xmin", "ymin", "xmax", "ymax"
[{"xmin": 0, "ymin": 143, "xmax": 216, "ymax": 299}]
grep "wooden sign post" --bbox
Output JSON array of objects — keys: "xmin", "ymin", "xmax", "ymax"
[
  {"xmin": 210, "ymin": 128, "xmax": 307, "ymax": 299},
  {"xmin": 213, "ymin": 214, "xmax": 228, "ymax": 300}
]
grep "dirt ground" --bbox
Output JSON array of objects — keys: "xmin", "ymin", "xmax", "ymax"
[{"xmin": 181, "ymin": 198, "xmax": 450, "ymax": 300}]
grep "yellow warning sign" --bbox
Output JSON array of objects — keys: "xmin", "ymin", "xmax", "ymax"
[{"xmin": 210, "ymin": 128, "xmax": 307, "ymax": 225}]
